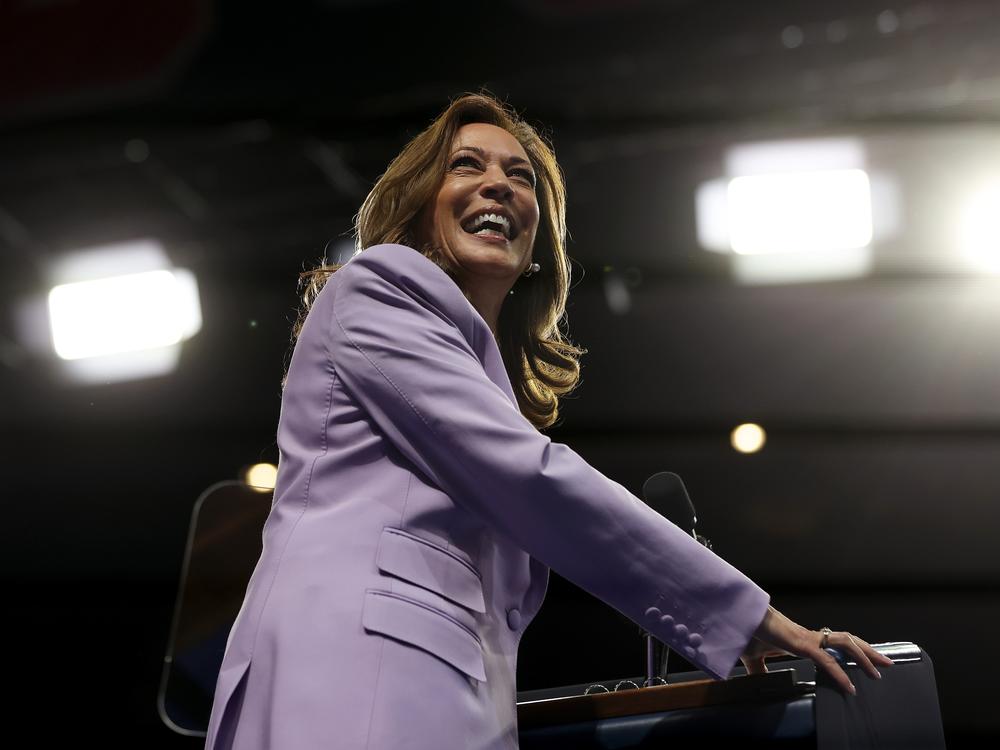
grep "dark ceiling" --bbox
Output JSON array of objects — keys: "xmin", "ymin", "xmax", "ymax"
[{"xmin": 5, "ymin": 0, "xmax": 1000, "ymax": 287}]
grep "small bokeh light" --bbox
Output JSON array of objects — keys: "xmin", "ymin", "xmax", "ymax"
[
  {"xmin": 731, "ymin": 423, "xmax": 767, "ymax": 454},
  {"xmin": 244, "ymin": 463, "xmax": 278, "ymax": 492}
]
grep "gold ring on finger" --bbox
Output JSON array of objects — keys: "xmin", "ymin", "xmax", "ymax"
[{"xmin": 819, "ymin": 627, "xmax": 833, "ymax": 649}]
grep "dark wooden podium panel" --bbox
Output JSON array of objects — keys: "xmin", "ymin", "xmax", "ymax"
[
  {"xmin": 516, "ymin": 643, "xmax": 946, "ymax": 749},
  {"xmin": 518, "ymin": 669, "xmax": 801, "ymax": 729}
]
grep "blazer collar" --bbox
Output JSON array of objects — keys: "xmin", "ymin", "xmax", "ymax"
[{"xmin": 375, "ymin": 244, "xmax": 519, "ymax": 409}]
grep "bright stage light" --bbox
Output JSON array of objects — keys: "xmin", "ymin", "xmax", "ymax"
[
  {"xmin": 732, "ymin": 246, "xmax": 871, "ymax": 285},
  {"xmin": 731, "ymin": 423, "xmax": 766, "ymax": 454},
  {"xmin": 695, "ymin": 138, "xmax": 881, "ymax": 284},
  {"xmin": 958, "ymin": 181, "xmax": 1000, "ymax": 273},
  {"xmin": 17, "ymin": 239, "xmax": 204, "ymax": 384},
  {"xmin": 727, "ymin": 169, "xmax": 873, "ymax": 255},
  {"xmin": 695, "ymin": 178, "xmax": 731, "ymax": 254},
  {"xmin": 49, "ymin": 269, "xmax": 199, "ymax": 360},
  {"xmin": 726, "ymin": 138, "xmax": 865, "ymax": 177}
]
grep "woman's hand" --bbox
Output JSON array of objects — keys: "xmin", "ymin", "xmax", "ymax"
[{"xmin": 740, "ymin": 605, "xmax": 895, "ymax": 695}]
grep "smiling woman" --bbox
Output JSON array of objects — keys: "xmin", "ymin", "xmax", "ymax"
[
  {"xmin": 288, "ymin": 92, "xmax": 585, "ymax": 431},
  {"xmin": 204, "ymin": 92, "xmax": 891, "ymax": 750},
  {"xmin": 416, "ymin": 123, "xmax": 540, "ymax": 328},
  {"xmin": 416, "ymin": 123, "xmax": 540, "ymax": 335}
]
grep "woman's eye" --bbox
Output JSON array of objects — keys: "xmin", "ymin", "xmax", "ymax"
[
  {"xmin": 450, "ymin": 156, "xmax": 535, "ymax": 187},
  {"xmin": 513, "ymin": 169, "xmax": 536, "ymax": 186},
  {"xmin": 451, "ymin": 156, "xmax": 480, "ymax": 169}
]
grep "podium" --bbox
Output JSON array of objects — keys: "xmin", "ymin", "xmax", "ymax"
[{"xmin": 516, "ymin": 642, "xmax": 945, "ymax": 748}]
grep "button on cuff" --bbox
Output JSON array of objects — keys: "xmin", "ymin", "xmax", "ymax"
[{"xmin": 506, "ymin": 608, "xmax": 522, "ymax": 630}]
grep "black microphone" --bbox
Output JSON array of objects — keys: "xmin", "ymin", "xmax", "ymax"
[
  {"xmin": 641, "ymin": 471, "xmax": 712, "ymax": 549},
  {"xmin": 642, "ymin": 471, "xmax": 696, "ymax": 537}
]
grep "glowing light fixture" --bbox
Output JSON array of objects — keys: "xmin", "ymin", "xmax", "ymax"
[
  {"xmin": 49, "ymin": 269, "xmax": 199, "ymax": 359},
  {"xmin": 27, "ymin": 239, "xmax": 203, "ymax": 384},
  {"xmin": 244, "ymin": 463, "xmax": 278, "ymax": 491},
  {"xmin": 727, "ymin": 169, "xmax": 872, "ymax": 255},
  {"xmin": 731, "ymin": 423, "xmax": 766, "ymax": 454},
  {"xmin": 695, "ymin": 138, "xmax": 884, "ymax": 284},
  {"xmin": 957, "ymin": 181, "xmax": 1000, "ymax": 273}
]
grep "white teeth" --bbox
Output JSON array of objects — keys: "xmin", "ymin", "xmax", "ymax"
[{"xmin": 469, "ymin": 212, "xmax": 512, "ymax": 238}]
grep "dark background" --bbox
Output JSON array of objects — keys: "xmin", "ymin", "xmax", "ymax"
[{"xmin": 3, "ymin": 0, "xmax": 998, "ymax": 745}]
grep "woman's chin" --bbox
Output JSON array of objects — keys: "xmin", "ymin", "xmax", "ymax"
[{"xmin": 456, "ymin": 259, "xmax": 523, "ymax": 286}]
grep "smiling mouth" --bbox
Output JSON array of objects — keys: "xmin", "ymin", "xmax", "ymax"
[
  {"xmin": 465, "ymin": 226, "xmax": 508, "ymax": 241},
  {"xmin": 461, "ymin": 213, "xmax": 515, "ymax": 240}
]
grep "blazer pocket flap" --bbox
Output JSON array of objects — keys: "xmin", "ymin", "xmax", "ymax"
[
  {"xmin": 362, "ymin": 589, "xmax": 487, "ymax": 682},
  {"xmin": 376, "ymin": 527, "xmax": 486, "ymax": 613}
]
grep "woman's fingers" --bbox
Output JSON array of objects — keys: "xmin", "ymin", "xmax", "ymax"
[
  {"xmin": 740, "ymin": 636, "xmax": 768, "ymax": 675},
  {"xmin": 742, "ymin": 653, "xmax": 768, "ymax": 675},
  {"xmin": 748, "ymin": 607, "xmax": 894, "ymax": 697},
  {"xmin": 855, "ymin": 636, "xmax": 896, "ymax": 668},
  {"xmin": 818, "ymin": 630, "xmax": 896, "ymax": 687},
  {"xmin": 836, "ymin": 633, "xmax": 882, "ymax": 680},
  {"xmin": 814, "ymin": 646, "xmax": 857, "ymax": 695}
]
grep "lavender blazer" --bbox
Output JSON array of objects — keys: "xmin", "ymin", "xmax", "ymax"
[{"xmin": 204, "ymin": 243, "xmax": 770, "ymax": 750}]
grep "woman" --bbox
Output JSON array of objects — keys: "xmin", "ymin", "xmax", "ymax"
[{"xmin": 205, "ymin": 93, "xmax": 891, "ymax": 749}]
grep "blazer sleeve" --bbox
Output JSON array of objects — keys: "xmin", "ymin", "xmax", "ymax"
[{"xmin": 328, "ymin": 244, "xmax": 769, "ymax": 680}]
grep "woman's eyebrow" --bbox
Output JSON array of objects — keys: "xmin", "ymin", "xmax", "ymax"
[{"xmin": 452, "ymin": 145, "xmax": 532, "ymax": 168}]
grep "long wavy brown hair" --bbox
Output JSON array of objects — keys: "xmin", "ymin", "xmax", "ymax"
[{"xmin": 288, "ymin": 92, "xmax": 586, "ymax": 430}]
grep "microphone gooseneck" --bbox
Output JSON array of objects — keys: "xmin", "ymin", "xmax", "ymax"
[{"xmin": 638, "ymin": 471, "xmax": 713, "ymax": 685}]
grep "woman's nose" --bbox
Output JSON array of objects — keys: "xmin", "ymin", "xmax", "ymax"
[{"xmin": 479, "ymin": 166, "xmax": 513, "ymax": 199}]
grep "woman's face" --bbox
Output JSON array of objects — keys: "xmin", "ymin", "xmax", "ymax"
[{"xmin": 419, "ymin": 123, "xmax": 540, "ymax": 290}]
